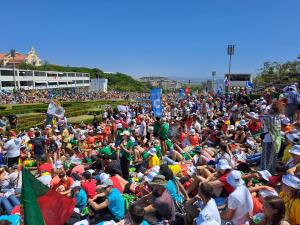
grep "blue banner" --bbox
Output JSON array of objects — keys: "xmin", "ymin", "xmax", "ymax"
[
  {"xmin": 179, "ymin": 88, "xmax": 184, "ymax": 98},
  {"xmin": 246, "ymin": 81, "xmax": 253, "ymax": 88},
  {"xmin": 150, "ymin": 88, "xmax": 163, "ymax": 118}
]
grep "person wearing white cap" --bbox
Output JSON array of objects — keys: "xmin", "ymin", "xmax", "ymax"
[
  {"xmin": 147, "ymin": 148, "xmax": 160, "ymax": 169},
  {"xmin": 187, "ymin": 159, "xmax": 233, "ymax": 197},
  {"xmin": 282, "ymin": 134, "xmax": 300, "ymax": 163},
  {"xmin": 188, "ymin": 128, "xmax": 200, "ymax": 147},
  {"xmin": 221, "ymin": 170, "xmax": 253, "ymax": 225},
  {"xmin": 138, "ymin": 116, "xmax": 147, "ymax": 137},
  {"xmin": 120, "ymin": 130, "xmax": 134, "ymax": 180},
  {"xmin": 284, "ymin": 84, "xmax": 299, "ymax": 122},
  {"xmin": 280, "ymin": 174, "xmax": 300, "ymax": 225},
  {"xmin": 286, "ymin": 145, "xmax": 300, "ymax": 177}
]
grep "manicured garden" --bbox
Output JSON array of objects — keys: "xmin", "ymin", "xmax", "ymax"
[{"xmin": 0, "ymin": 100, "xmax": 127, "ymax": 132}]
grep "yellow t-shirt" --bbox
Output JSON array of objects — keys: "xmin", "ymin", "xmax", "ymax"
[
  {"xmin": 279, "ymin": 192, "xmax": 300, "ymax": 225},
  {"xmin": 282, "ymin": 144, "xmax": 293, "ymax": 163},
  {"xmin": 148, "ymin": 154, "xmax": 160, "ymax": 168}
]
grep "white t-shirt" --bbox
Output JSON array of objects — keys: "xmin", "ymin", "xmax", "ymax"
[
  {"xmin": 4, "ymin": 138, "xmax": 21, "ymax": 158},
  {"xmin": 37, "ymin": 175, "xmax": 52, "ymax": 187},
  {"xmin": 139, "ymin": 121, "xmax": 147, "ymax": 137},
  {"xmin": 194, "ymin": 121, "xmax": 201, "ymax": 132},
  {"xmin": 196, "ymin": 199, "xmax": 221, "ymax": 225},
  {"xmin": 228, "ymin": 185, "xmax": 253, "ymax": 225}
]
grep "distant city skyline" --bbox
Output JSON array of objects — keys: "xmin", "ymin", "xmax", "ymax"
[{"xmin": 1, "ymin": 1, "xmax": 299, "ymax": 80}]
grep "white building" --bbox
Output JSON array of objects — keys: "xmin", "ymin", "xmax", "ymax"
[
  {"xmin": 0, "ymin": 68, "xmax": 90, "ymax": 90},
  {"xmin": 89, "ymin": 78, "xmax": 108, "ymax": 93}
]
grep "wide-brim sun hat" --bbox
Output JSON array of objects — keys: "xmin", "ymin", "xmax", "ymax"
[
  {"xmin": 216, "ymin": 159, "xmax": 231, "ymax": 170},
  {"xmin": 121, "ymin": 130, "xmax": 130, "ymax": 136},
  {"xmin": 286, "ymin": 133, "xmax": 299, "ymax": 144},
  {"xmin": 149, "ymin": 175, "xmax": 167, "ymax": 186},
  {"xmin": 258, "ymin": 170, "xmax": 272, "ymax": 181},
  {"xmin": 282, "ymin": 174, "xmax": 300, "ymax": 190},
  {"xmin": 227, "ymin": 170, "xmax": 244, "ymax": 187},
  {"xmin": 289, "ymin": 145, "xmax": 300, "ymax": 156}
]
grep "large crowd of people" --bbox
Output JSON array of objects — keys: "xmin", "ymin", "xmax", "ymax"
[
  {"xmin": 0, "ymin": 88, "xmax": 149, "ymax": 104},
  {"xmin": 0, "ymin": 83, "xmax": 299, "ymax": 225}
]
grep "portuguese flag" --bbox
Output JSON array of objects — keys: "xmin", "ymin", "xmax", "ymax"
[{"xmin": 21, "ymin": 168, "xmax": 76, "ymax": 225}]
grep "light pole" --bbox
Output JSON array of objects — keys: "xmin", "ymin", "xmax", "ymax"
[
  {"xmin": 10, "ymin": 49, "xmax": 17, "ymax": 90},
  {"xmin": 227, "ymin": 45, "xmax": 235, "ymax": 91},
  {"xmin": 212, "ymin": 71, "xmax": 216, "ymax": 93}
]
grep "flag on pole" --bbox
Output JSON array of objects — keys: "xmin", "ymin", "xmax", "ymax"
[
  {"xmin": 21, "ymin": 168, "xmax": 75, "ymax": 225},
  {"xmin": 246, "ymin": 81, "xmax": 253, "ymax": 88},
  {"xmin": 150, "ymin": 88, "xmax": 163, "ymax": 118},
  {"xmin": 224, "ymin": 78, "xmax": 230, "ymax": 86},
  {"xmin": 179, "ymin": 88, "xmax": 184, "ymax": 98},
  {"xmin": 47, "ymin": 101, "xmax": 65, "ymax": 119}
]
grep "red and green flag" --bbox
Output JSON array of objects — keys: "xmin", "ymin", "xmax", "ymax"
[{"xmin": 21, "ymin": 168, "xmax": 76, "ymax": 225}]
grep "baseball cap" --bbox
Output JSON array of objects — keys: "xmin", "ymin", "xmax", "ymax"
[
  {"xmin": 148, "ymin": 148, "xmax": 157, "ymax": 156},
  {"xmin": 227, "ymin": 170, "xmax": 244, "ymax": 187},
  {"xmin": 100, "ymin": 179, "xmax": 113, "ymax": 188},
  {"xmin": 99, "ymin": 173, "xmax": 110, "ymax": 183},
  {"xmin": 190, "ymin": 129, "xmax": 196, "ymax": 135},
  {"xmin": 70, "ymin": 180, "xmax": 81, "ymax": 189},
  {"xmin": 216, "ymin": 159, "xmax": 231, "ymax": 170},
  {"xmin": 54, "ymin": 160, "xmax": 63, "ymax": 169},
  {"xmin": 282, "ymin": 117, "xmax": 291, "ymax": 126}
]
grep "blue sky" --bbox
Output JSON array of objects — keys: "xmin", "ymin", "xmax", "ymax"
[{"xmin": 1, "ymin": 1, "xmax": 299, "ymax": 81}]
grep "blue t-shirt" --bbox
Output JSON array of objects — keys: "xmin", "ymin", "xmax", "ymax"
[
  {"xmin": 165, "ymin": 180, "xmax": 183, "ymax": 203},
  {"xmin": 141, "ymin": 220, "xmax": 150, "ymax": 225},
  {"xmin": 76, "ymin": 188, "xmax": 87, "ymax": 209},
  {"xmin": 107, "ymin": 188, "xmax": 125, "ymax": 221}
]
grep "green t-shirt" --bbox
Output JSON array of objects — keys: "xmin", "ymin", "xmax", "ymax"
[
  {"xmin": 154, "ymin": 146, "xmax": 162, "ymax": 158},
  {"xmin": 160, "ymin": 122, "xmax": 169, "ymax": 139},
  {"xmin": 142, "ymin": 151, "xmax": 150, "ymax": 160},
  {"xmin": 116, "ymin": 129, "xmax": 123, "ymax": 140},
  {"xmin": 166, "ymin": 139, "xmax": 173, "ymax": 150},
  {"xmin": 122, "ymin": 140, "xmax": 135, "ymax": 161},
  {"xmin": 99, "ymin": 146, "xmax": 112, "ymax": 156},
  {"xmin": 153, "ymin": 122, "xmax": 160, "ymax": 136}
]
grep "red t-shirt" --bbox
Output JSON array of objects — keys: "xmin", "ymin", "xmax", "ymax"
[
  {"xmin": 189, "ymin": 134, "xmax": 199, "ymax": 147},
  {"xmin": 38, "ymin": 163, "xmax": 53, "ymax": 174},
  {"xmin": 110, "ymin": 176, "xmax": 124, "ymax": 193},
  {"xmin": 81, "ymin": 179, "xmax": 96, "ymax": 199},
  {"xmin": 219, "ymin": 173, "xmax": 234, "ymax": 194}
]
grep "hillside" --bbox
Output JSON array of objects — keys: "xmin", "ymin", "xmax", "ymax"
[{"xmin": 18, "ymin": 63, "xmax": 152, "ymax": 92}]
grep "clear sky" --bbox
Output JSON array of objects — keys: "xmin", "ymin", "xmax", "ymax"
[{"xmin": 1, "ymin": 0, "xmax": 299, "ymax": 81}]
